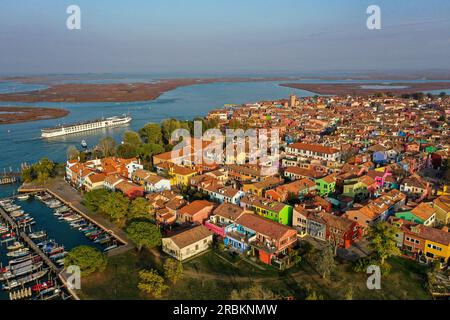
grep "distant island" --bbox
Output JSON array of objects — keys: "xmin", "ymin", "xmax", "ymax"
[
  {"xmin": 279, "ymin": 82, "xmax": 450, "ymax": 96},
  {"xmin": 0, "ymin": 106, "xmax": 69, "ymax": 124},
  {"xmin": 0, "ymin": 77, "xmax": 298, "ymax": 103}
]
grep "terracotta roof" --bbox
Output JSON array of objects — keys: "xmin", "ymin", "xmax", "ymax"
[
  {"xmin": 178, "ymin": 200, "xmax": 215, "ymax": 216},
  {"xmin": 166, "ymin": 225, "xmax": 213, "ymax": 249},
  {"xmin": 213, "ymin": 203, "xmax": 244, "ymax": 221},
  {"xmin": 86, "ymin": 173, "xmax": 106, "ymax": 184},
  {"xmin": 434, "ymin": 196, "xmax": 450, "ymax": 213},
  {"xmin": 284, "ymin": 166, "xmax": 324, "ymax": 179},
  {"xmin": 241, "ymin": 195, "xmax": 288, "ymax": 213},
  {"xmin": 288, "ymin": 142, "xmax": 339, "ymax": 154},
  {"xmin": 410, "ymin": 202, "xmax": 436, "ymax": 221},
  {"xmin": 236, "ymin": 213, "xmax": 295, "ymax": 240}
]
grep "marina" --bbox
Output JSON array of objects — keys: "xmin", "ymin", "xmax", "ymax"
[{"xmin": 0, "ymin": 187, "xmax": 126, "ymax": 300}]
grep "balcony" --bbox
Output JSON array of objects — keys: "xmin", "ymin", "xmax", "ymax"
[{"xmin": 204, "ymin": 220, "xmax": 226, "ymax": 237}]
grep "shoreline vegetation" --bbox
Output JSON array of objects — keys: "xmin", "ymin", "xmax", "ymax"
[
  {"xmin": 279, "ymin": 82, "xmax": 450, "ymax": 96},
  {"xmin": 0, "ymin": 106, "xmax": 69, "ymax": 125},
  {"xmin": 0, "ymin": 77, "xmax": 299, "ymax": 103}
]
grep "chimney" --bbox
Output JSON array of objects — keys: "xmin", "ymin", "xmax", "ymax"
[{"xmin": 442, "ymin": 226, "xmax": 449, "ymax": 233}]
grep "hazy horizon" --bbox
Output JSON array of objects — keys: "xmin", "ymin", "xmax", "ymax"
[{"xmin": 1, "ymin": 0, "xmax": 450, "ymax": 74}]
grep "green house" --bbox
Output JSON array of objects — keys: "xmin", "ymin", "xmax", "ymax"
[
  {"xmin": 342, "ymin": 179, "xmax": 369, "ymax": 200},
  {"xmin": 315, "ymin": 174, "xmax": 337, "ymax": 197},
  {"xmin": 395, "ymin": 211, "xmax": 424, "ymax": 224},
  {"xmin": 243, "ymin": 196, "xmax": 293, "ymax": 225}
]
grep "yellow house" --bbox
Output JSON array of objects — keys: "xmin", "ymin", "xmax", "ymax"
[
  {"xmin": 83, "ymin": 173, "xmax": 106, "ymax": 191},
  {"xmin": 434, "ymin": 195, "xmax": 450, "ymax": 225},
  {"xmin": 422, "ymin": 227, "xmax": 450, "ymax": 264},
  {"xmin": 169, "ymin": 165, "xmax": 197, "ymax": 186},
  {"xmin": 242, "ymin": 177, "xmax": 284, "ymax": 197},
  {"xmin": 437, "ymin": 185, "xmax": 450, "ymax": 196}
]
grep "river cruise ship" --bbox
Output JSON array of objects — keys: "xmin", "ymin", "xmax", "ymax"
[{"xmin": 41, "ymin": 115, "xmax": 131, "ymax": 138}]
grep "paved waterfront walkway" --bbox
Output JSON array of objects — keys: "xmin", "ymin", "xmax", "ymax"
[{"xmin": 19, "ymin": 178, "xmax": 134, "ymax": 256}]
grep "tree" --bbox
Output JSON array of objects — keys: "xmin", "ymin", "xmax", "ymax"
[
  {"xmin": 344, "ymin": 286, "xmax": 354, "ymax": 300},
  {"xmin": 305, "ymin": 291, "xmax": 323, "ymax": 300},
  {"xmin": 67, "ymin": 145, "xmax": 79, "ymax": 160},
  {"xmin": 83, "ymin": 189, "xmax": 110, "ymax": 213},
  {"xmin": 99, "ymin": 192, "xmax": 130, "ymax": 224},
  {"xmin": 116, "ymin": 143, "xmax": 138, "ymax": 158},
  {"xmin": 137, "ymin": 269, "xmax": 168, "ymax": 298},
  {"xmin": 314, "ymin": 244, "xmax": 336, "ymax": 279},
  {"xmin": 137, "ymin": 143, "xmax": 165, "ymax": 166},
  {"xmin": 123, "ymin": 130, "xmax": 142, "ymax": 147},
  {"xmin": 230, "ymin": 284, "xmax": 281, "ymax": 300},
  {"xmin": 161, "ymin": 119, "xmax": 190, "ymax": 144},
  {"xmin": 27, "ymin": 158, "xmax": 56, "ymax": 183},
  {"xmin": 21, "ymin": 167, "xmax": 34, "ymax": 183},
  {"xmin": 128, "ymin": 197, "xmax": 150, "ymax": 220},
  {"xmin": 367, "ymin": 222, "xmax": 400, "ymax": 265},
  {"xmin": 126, "ymin": 221, "xmax": 162, "ymax": 251},
  {"xmin": 64, "ymin": 246, "xmax": 107, "ymax": 276},
  {"xmin": 98, "ymin": 136, "xmax": 116, "ymax": 157},
  {"xmin": 139, "ymin": 123, "xmax": 163, "ymax": 145},
  {"xmin": 163, "ymin": 259, "xmax": 183, "ymax": 284}
]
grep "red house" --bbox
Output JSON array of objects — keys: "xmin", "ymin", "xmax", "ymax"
[{"xmin": 115, "ymin": 181, "xmax": 144, "ymax": 199}]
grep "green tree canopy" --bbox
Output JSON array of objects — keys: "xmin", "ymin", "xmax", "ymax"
[
  {"xmin": 139, "ymin": 123, "xmax": 163, "ymax": 145},
  {"xmin": 161, "ymin": 119, "xmax": 190, "ymax": 144},
  {"xmin": 230, "ymin": 284, "xmax": 281, "ymax": 300},
  {"xmin": 83, "ymin": 189, "xmax": 110, "ymax": 213},
  {"xmin": 98, "ymin": 136, "xmax": 116, "ymax": 157},
  {"xmin": 163, "ymin": 259, "xmax": 183, "ymax": 284},
  {"xmin": 126, "ymin": 221, "xmax": 162, "ymax": 251},
  {"xmin": 67, "ymin": 145, "xmax": 79, "ymax": 160},
  {"xmin": 137, "ymin": 143, "xmax": 165, "ymax": 166},
  {"xmin": 65, "ymin": 245, "xmax": 107, "ymax": 276},
  {"xmin": 367, "ymin": 222, "xmax": 400, "ymax": 265},
  {"xmin": 137, "ymin": 269, "xmax": 168, "ymax": 298},
  {"xmin": 128, "ymin": 197, "xmax": 150, "ymax": 220},
  {"xmin": 123, "ymin": 130, "xmax": 142, "ymax": 147},
  {"xmin": 116, "ymin": 143, "xmax": 138, "ymax": 158},
  {"xmin": 99, "ymin": 192, "xmax": 130, "ymax": 224},
  {"xmin": 22, "ymin": 158, "xmax": 57, "ymax": 183},
  {"xmin": 314, "ymin": 244, "xmax": 336, "ymax": 279}
]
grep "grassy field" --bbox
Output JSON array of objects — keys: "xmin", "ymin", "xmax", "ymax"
[{"xmin": 77, "ymin": 248, "xmax": 431, "ymax": 300}]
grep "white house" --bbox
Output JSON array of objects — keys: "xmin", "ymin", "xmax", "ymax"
[
  {"xmin": 162, "ymin": 225, "xmax": 213, "ymax": 261},
  {"xmin": 202, "ymin": 185, "xmax": 246, "ymax": 205},
  {"xmin": 285, "ymin": 142, "xmax": 341, "ymax": 162}
]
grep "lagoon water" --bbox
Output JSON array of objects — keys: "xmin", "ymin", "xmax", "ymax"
[
  {"xmin": 0, "ymin": 80, "xmax": 317, "ymax": 170},
  {"xmin": 0, "ymin": 77, "xmax": 449, "ymax": 172}
]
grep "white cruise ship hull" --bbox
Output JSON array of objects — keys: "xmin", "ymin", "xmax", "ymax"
[{"xmin": 41, "ymin": 116, "xmax": 132, "ymax": 138}]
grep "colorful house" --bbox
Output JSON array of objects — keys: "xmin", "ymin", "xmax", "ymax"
[
  {"xmin": 242, "ymin": 176, "xmax": 284, "ymax": 197},
  {"xmin": 224, "ymin": 213, "xmax": 297, "ymax": 267},
  {"xmin": 177, "ymin": 200, "xmax": 216, "ymax": 224},
  {"xmin": 394, "ymin": 202, "xmax": 436, "ymax": 226},
  {"xmin": 434, "ymin": 195, "xmax": 450, "ymax": 225},
  {"xmin": 315, "ymin": 174, "xmax": 336, "ymax": 197},
  {"xmin": 204, "ymin": 203, "xmax": 245, "ymax": 237},
  {"xmin": 266, "ymin": 178, "xmax": 316, "ymax": 202},
  {"xmin": 240, "ymin": 195, "xmax": 293, "ymax": 225}
]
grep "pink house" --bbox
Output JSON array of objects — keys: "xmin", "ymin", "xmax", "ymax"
[{"xmin": 367, "ymin": 169, "xmax": 392, "ymax": 189}]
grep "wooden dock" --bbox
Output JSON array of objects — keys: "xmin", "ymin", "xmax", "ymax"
[
  {"xmin": 0, "ymin": 206, "xmax": 61, "ymax": 274},
  {"xmin": 20, "ymin": 232, "xmax": 62, "ymax": 273}
]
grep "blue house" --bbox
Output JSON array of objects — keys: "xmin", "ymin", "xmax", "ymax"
[
  {"xmin": 373, "ymin": 151, "xmax": 388, "ymax": 164},
  {"xmin": 223, "ymin": 223, "xmax": 256, "ymax": 253}
]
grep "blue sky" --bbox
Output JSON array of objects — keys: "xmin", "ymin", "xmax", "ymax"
[{"xmin": 0, "ymin": 0, "xmax": 449, "ymax": 74}]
